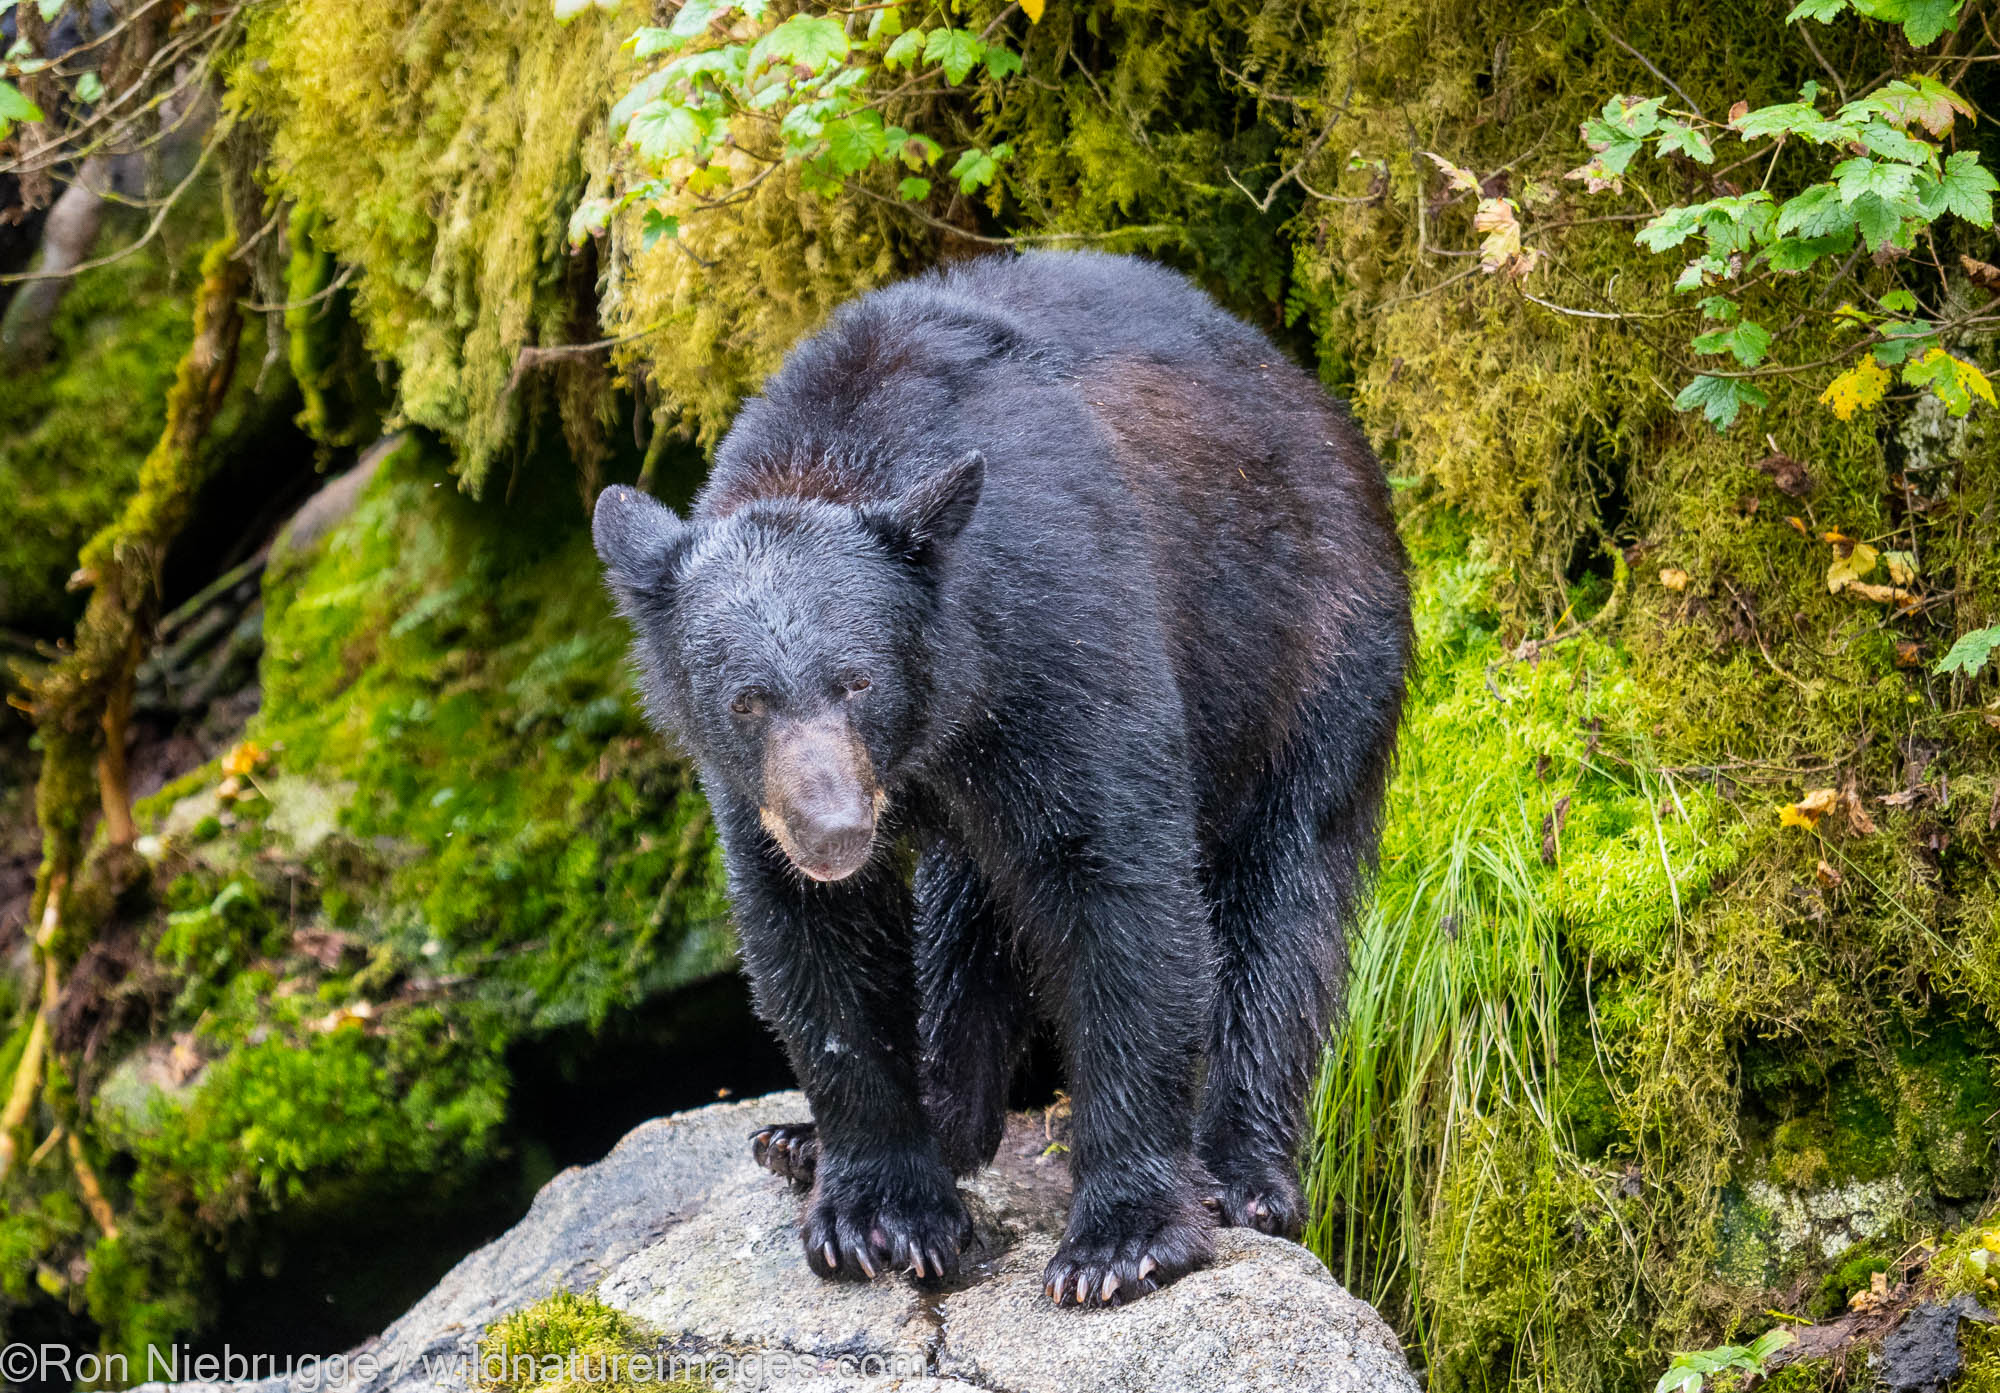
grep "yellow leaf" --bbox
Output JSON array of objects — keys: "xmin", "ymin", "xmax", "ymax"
[
  {"xmin": 1780, "ymin": 787, "xmax": 1840, "ymax": 828},
  {"xmin": 1019, "ymin": 0, "xmax": 1044, "ymax": 20},
  {"xmin": 1826, "ymin": 542, "xmax": 1878, "ymax": 593},
  {"xmin": 221, "ymin": 741, "xmax": 265, "ymax": 778},
  {"xmin": 1883, "ymin": 550, "xmax": 1918, "ymax": 586},
  {"xmin": 1659, "ymin": 567, "xmax": 1689, "ymax": 591},
  {"xmin": 1819, "ymin": 358, "xmax": 1890, "ymax": 420}
]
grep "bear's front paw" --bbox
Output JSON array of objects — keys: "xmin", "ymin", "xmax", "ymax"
[
  {"xmin": 800, "ymin": 1164, "xmax": 971, "ymax": 1284},
  {"xmin": 750, "ymin": 1121, "xmax": 819, "ymax": 1187},
  {"xmin": 1198, "ymin": 1159, "xmax": 1304, "ymax": 1239},
  {"xmin": 1042, "ymin": 1202, "xmax": 1215, "ymax": 1308}
]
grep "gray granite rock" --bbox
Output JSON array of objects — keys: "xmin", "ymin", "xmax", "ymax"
[{"xmin": 163, "ymin": 1091, "xmax": 1417, "ymax": 1393}]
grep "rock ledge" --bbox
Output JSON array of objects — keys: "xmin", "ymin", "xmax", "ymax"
[{"xmin": 201, "ymin": 1092, "xmax": 1419, "ymax": 1393}]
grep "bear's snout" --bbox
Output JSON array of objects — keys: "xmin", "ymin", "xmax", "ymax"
[{"xmin": 759, "ymin": 716, "xmax": 883, "ymax": 882}]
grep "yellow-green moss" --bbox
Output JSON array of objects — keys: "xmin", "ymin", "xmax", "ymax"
[{"xmin": 480, "ymin": 1292, "xmax": 704, "ymax": 1393}]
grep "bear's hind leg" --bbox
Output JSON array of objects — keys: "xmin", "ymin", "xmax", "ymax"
[
  {"xmin": 1195, "ymin": 814, "xmax": 1368, "ymax": 1240},
  {"xmin": 915, "ymin": 843, "xmax": 1026, "ymax": 1178}
]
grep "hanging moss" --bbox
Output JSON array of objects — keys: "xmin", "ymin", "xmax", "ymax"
[{"xmin": 228, "ymin": 0, "xmax": 638, "ymax": 491}]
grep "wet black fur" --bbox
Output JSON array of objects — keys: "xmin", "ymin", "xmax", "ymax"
[{"xmin": 594, "ymin": 251, "xmax": 1411, "ymax": 1306}]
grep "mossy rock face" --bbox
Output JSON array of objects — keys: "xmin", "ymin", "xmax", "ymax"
[{"xmin": 10, "ymin": 435, "xmax": 738, "ymax": 1361}]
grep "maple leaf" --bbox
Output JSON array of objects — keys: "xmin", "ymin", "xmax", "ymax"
[
  {"xmin": 1780, "ymin": 787, "xmax": 1840, "ymax": 828},
  {"xmin": 1826, "ymin": 541, "xmax": 1879, "ymax": 593},
  {"xmin": 1819, "ymin": 357, "xmax": 1890, "ymax": 419}
]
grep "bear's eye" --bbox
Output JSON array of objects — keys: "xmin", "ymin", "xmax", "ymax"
[
  {"xmin": 842, "ymin": 675, "xmax": 872, "ymax": 697},
  {"xmin": 729, "ymin": 688, "xmax": 767, "ymax": 718}
]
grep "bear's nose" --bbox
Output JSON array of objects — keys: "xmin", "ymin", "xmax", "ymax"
[
  {"xmin": 762, "ymin": 715, "xmax": 882, "ymax": 882},
  {"xmin": 792, "ymin": 807, "xmax": 876, "ymax": 882}
]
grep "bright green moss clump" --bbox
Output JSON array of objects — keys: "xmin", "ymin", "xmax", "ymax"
[{"xmin": 480, "ymin": 1292, "xmax": 705, "ymax": 1393}]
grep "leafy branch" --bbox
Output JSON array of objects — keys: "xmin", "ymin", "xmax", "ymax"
[
  {"xmin": 1561, "ymin": 12, "xmax": 2000, "ymax": 429},
  {"xmin": 564, "ymin": 0, "xmax": 1034, "ymax": 255}
]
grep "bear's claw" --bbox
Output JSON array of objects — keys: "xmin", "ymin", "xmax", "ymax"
[
  {"xmin": 801, "ymin": 1182, "xmax": 971, "ymax": 1285},
  {"xmin": 1042, "ymin": 1205, "xmax": 1213, "ymax": 1308},
  {"xmin": 750, "ymin": 1122, "xmax": 820, "ymax": 1187},
  {"xmin": 1199, "ymin": 1163, "xmax": 1305, "ymax": 1239}
]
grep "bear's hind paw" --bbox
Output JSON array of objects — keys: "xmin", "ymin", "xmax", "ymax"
[{"xmin": 750, "ymin": 1121, "xmax": 819, "ymax": 1187}]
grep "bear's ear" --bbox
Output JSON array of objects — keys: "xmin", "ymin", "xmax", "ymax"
[
  {"xmin": 862, "ymin": 450, "xmax": 985, "ymax": 566},
  {"xmin": 593, "ymin": 485, "xmax": 687, "ymax": 597}
]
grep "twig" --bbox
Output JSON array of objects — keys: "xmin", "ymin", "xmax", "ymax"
[
  {"xmin": 1581, "ymin": 0, "xmax": 1707, "ymax": 121},
  {"xmin": 0, "ymin": 129, "xmax": 215, "ymax": 286}
]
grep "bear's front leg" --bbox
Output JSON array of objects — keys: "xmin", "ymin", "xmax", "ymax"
[
  {"xmin": 1038, "ymin": 869, "xmax": 1217, "ymax": 1306},
  {"xmin": 720, "ymin": 805, "xmax": 972, "ymax": 1283}
]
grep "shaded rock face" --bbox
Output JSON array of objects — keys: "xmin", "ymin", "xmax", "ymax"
[{"xmin": 186, "ymin": 1093, "xmax": 1417, "ymax": 1393}]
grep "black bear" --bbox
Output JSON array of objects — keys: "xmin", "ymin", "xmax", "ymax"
[{"xmin": 594, "ymin": 251, "xmax": 1410, "ymax": 1307}]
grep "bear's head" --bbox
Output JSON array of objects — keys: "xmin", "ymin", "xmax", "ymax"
[{"xmin": 592, "ymin": 452, "xmax": 983, "ymax": 883}]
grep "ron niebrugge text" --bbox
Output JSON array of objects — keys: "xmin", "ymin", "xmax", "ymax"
[{"xmin": 1, "ymin": 1341, "xmax": 935, "ymax": 1389}]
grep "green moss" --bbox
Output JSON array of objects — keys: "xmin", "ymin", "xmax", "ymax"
[
  {"xmin": 479, "ymin": 1291, "xmax": 703, "ymax": 1393},
  {"xmin": 1807, "ymin": 1245, "xmax": 1893, "ymax": 1320},
  {"xmin": 243, "ymin": 436, "xmax": 733, "ymax": 1027}
]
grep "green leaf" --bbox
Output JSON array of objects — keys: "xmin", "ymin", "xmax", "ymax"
[
  {"xmin": 1936, "ymin": 624, "xmax": 2000, "ymax": 676},
  {"xmin": 1834, "ymin": 157, "xmax": 1917, "ymax": 208},
  {"xmin": 1903, "ymin": 346, "xmax": 1996, "ymax": 415},
  {"xmin": 898, "ymin": 175, "xmax": 932, "ymax": 201},
  {"xmin": 1675, "ymin": 374, "xmax": 1769, "ymax": 430},
  {"xmin": 1849, "ymin": 192, "xmax": 1906, "ymax": 251},
  {"xmin": 867, "ymin": 6, "xmax": 903, "ymax": 40},
  {"xmin": 0, "ymin": 77, "xmax": 46, "ymax": 135},
  {"xmin": 1880, "ymin": 288, "xmax": 1919, "ymax": 313},
  {"xmin": 1692, "ymin": 319, "xmax": 1773, "ymax": 368},
  {"xmin": 1637, "ymin": 205, "xmax": 1702, "ymax": 252},
  {"xmin": 751, "ymin": 13, "xmax": 848, "ymax": 73},
  {"xmin": 566, "ymin": 197, "xmax": 615, "ymax": 247},
  {"xmin": 74, "ymin": 70, "xmax": 102, "ymax": 104},
  {"xmin": 1776, "ymin": 183, "xmax": 1855, "ymax": 239},
  {"xmin": 1935, "ymin": 150, "xmax": 1997, "ymax": 226},
  {"xmin": 1735, "ymin": 101, "xmax": 1842, "ymax": 143},
  {"xmin": 1764, "ymin": 230, "xmax": 1855, "ymax": 271},
  {"xmin": 948, "ymin": 144, "xmax": 1001, "ymax": 192},
  {"xmin": 1873, "ymin": 321, "xmax": 1937, "ymax": 365},
  {"xmin": 983, "ymin": 42, "xmax": 1023, "ymax": 80},
  {"xmin": 901, "ymin": 131, "xmax": 942, "ymax": 167},
  {"xmin": 1856, "ymin": 119, "xmax": 1932, "ymax": 164},
  {"xmin": 1698, "ymin": 295, "xmax": 1738, "ymax": 321},
  {"xmin": 35, "ymin": 0, "xmax": 58, "ymax": 16},
  {"xmin": 882, "ymin": 28, "xmax": 925, "ymax": 70},
  {"xmin": 1746, "ymin": 1329, "xmax": 1796, "ymax": 1365},
  {"xmin": 1655, "ymin": 121, "xmax": 1714, "ymax": 164},
  {"xmin": 923, "ymin": 27, "xmax": 985, "ymax": 85},
  {"xmin": 610, "ymin": 69, "xmax": 673, "ymax": 135},
  {"xmin": 627, "ymin": 101, "xmax": 709, "ymax": 162},
  {"xmin": 1893, "ymin": 0, "xmax": 1961, "ymax": 44},
  {"xmin": 1787, "ymin": 0, "xmax": 1849, "ymax": 19},
  {"xmin": 666, "ymin": 0, "xmax": 733, "ymax": 46},
  {"xmin": 640, "ymin": 208, "xmax": 679, "ymax": 250},
  {"xmin": 825, "ymin": 108, "xmax": 888, "ymax": 174},
  {"xmin": 631, "ymin": 26, "xmax": 678, "ymax": 58}
]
